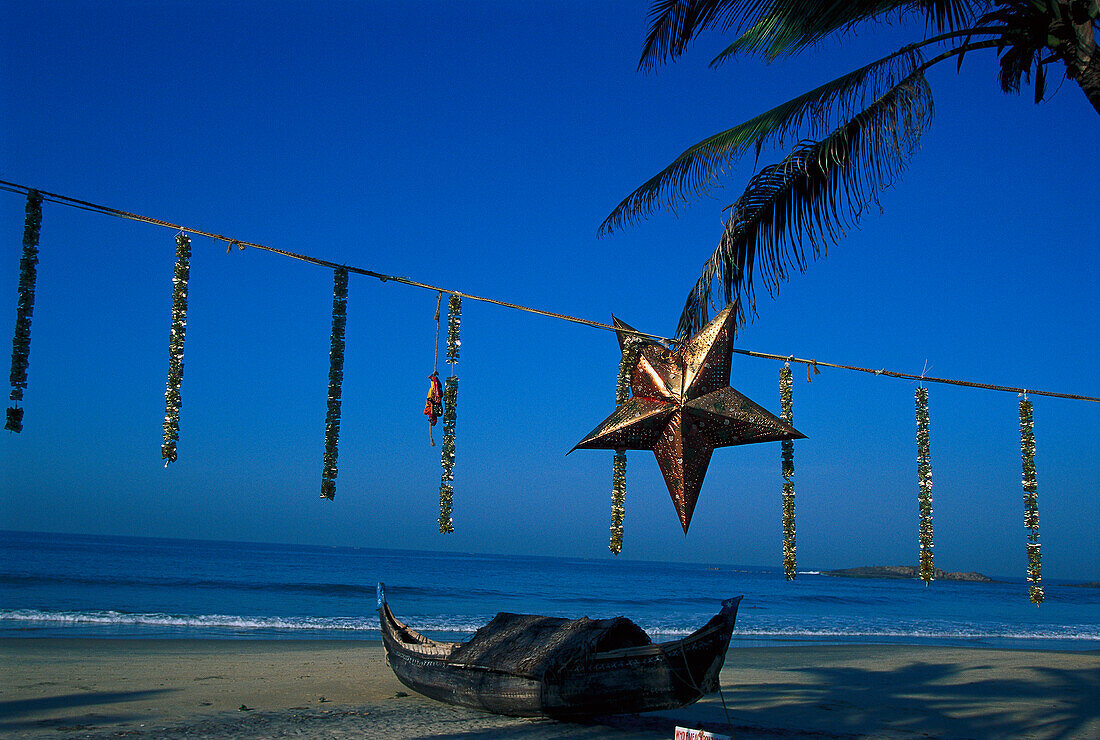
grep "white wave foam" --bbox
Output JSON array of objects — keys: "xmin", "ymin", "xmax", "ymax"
[
  {"xmin": 0, "ymin": 608, "xmax": 500, "ymax": 635},
  {"xmin": 734, "ymin": 626, "xmax": 1100, "ymax": 641},
  {"xmin": 0, "ymin": 609, "xmax": 380, "ymax": 632},
  {"xmin": 3, "ymin": 609, "xmax": 1097, "ymax": 643}
]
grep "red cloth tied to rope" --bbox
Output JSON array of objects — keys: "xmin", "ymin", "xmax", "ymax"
[{"xmin": 424, "ymin": 373, "xmax": 443, "ymax": 425}]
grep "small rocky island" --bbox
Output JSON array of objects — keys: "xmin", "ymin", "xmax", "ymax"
[{"xmin": 822, "ymin": 565, "xmax": 994, "ymax": 582}]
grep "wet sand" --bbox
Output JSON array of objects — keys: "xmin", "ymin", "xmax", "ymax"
[{"xmin": 2, "ymin": 639, "xmax": 1097, "ymax": 738}]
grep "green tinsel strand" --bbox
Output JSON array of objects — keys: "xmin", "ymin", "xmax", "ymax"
[
  {"xmin": 161, "ymin": 233, "xmax": 191, "ymax": 463},
  {"xmin": 6, "ymin": 190, "xmax": 43, "ymax": 433},
  {"xmin": 915, "ymin": 387, "xmax": 934, "ymax": 585},
  {"xmin": 439, "ymin": 376, "xmax": 458, "ymax": 533},
  {"xmin": 614, "ymin": 336, "xmax": 642, "ymax": 407},
  {"xmin": 438, "ymin": 295, "xmax": 461, "ymax": 532},
  {"xmin": 780, "ymin": 364, "xmax": 796, "ymax": 580},
  {"xmin": 445, "ymin": 293, "xmax": 461, "ymax": 363},
  {"xmin": 608, "ymin": 337, "xmax": 642, "ymax": 554},
  {"xmin": 610, "ymin": 451, "xmax": 627, "ymax": 554},
  {"xmin": 1019, "ymin": 396, "xmax": 1044, "ymax": 604},
  {"xmin": 320, "ymin": 267, "xmax": 349, "ymax": 500}
]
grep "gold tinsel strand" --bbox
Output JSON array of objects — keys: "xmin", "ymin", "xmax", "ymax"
[
  {"xmin": 610, "ymin": 451, "xmax": 627, "ymax": 554},
  {"xmin": 438, "ymin": 295, "xmax": 461, "ymax": 532},
  {"xmin": 445, "ymin": 293, "xmax": 461, "ymax": 363},
  {"xmin": 1019, "ymin": 396, "xmax": 1044, "ymax": 604},
  {"xmin": 780, "ymin": 364, "xmax": 796, "ymax": 580},
  {"xmin": 614, "ymin": 337, "xmax": 642, "ymax": 406},
  {"xmin": 438, "ymin": 377, "xmax": 458, "ymax": 532},
  {"xmin": 320, "ymin": 267, "xmax": 349, "ymax": 499},
  {"xmin": 608, "ymin": 337, "xmax": 642, "ymax": 554},
  {"xmin": 6, "ymin": 190, "xmax": 42, "ymax": 433},
  {"xmin": 915, "ymin": 387, "xmax": 934, "ymax": 584},
  {"xmin": 161, "ymin": 233, "xmax": 191, "ymax": 463}
]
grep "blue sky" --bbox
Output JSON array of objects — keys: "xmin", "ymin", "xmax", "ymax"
[{"xmin": 2, "ymin": 1, "xmax": 1097, "ymax": 580}]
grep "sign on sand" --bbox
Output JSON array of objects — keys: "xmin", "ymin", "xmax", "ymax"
[{"xmin": 674, "ymin": 727, "xmax": 730, "ymax": 740}]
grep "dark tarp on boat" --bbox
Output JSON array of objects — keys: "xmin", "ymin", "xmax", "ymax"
[
  {"xmin": 448, "ymin": 612, "xmax": 652, "ymax": 678},
  {"xmin": 378, "ymin": 584, "xmax": 743, "ymax": 718}
]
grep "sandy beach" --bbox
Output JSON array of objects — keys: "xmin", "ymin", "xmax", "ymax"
[{"xmin": 1, "ymin": 639, "xmax": 1097, "ymax": 739}]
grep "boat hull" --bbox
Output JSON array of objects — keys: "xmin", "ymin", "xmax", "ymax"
[
  {"xmin": 381, "ymin": 632, "xmax": 547, "ymax": 715},
  {"xmin": 379, "ymin": 586, "xmax": 741, "ymax": 718}
]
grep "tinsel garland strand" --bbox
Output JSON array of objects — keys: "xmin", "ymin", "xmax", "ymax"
[
  {"xmin": 445, "ymin": 293, "xmax": 461, "ymax": 363},
  {"xmin": 780, "ymin": 364, "xmax": 796, "ymax": 580},
  {"xmin": 1019, "ymin": 397, "xmax": 1044, "ymax": 604},
  {"xmin": 320, "ymin": 267, "xmax": 349, "ymax": 499},
  {"xmin": 6, "ymin": 190, "xmax": 43, "ymax": 433},
  {"xmin": 439, "ymin": 376, "xmax": 458, "ymax": 533},
  {"xmin": 608, "ymin": 336, "xmax": 642, "ymax": 554},
  {"xmin": 438, "ymin": 294, "xmax": 461, "ymax": 532},
  {"xmin": 161, "ymin": 233, "xmax": 191, "ymax": 463},
  {"xmin": 915, "ymin": 387, "xmax": 934, "ymax": 585},
  {"xmin": 614, "ymin": 337, "xmax": 642, "ymax": 406},
  {"xmin": 609, "ymin": 451, "xmax": 627, "ymax": 553}
]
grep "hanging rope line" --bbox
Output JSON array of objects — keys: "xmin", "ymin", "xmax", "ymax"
[
  {"xmin": 432, "ymin": 292, "xmax": 443, "ymax": 377},
  {"xmin": 2, "ymin": 180, "xmax": 1096, "ymax": 404},
  {"xmin": 0, "ymin": 181, "xmax": 668, "ymax": 341},
  {"xmin": 727, "ymin": 349, "xmax": 1097, "ymax": 403}
]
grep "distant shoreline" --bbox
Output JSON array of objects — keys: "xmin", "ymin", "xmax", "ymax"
[{"xmin": 822, "ymin": 565, "xmax": 995, "ymax": 582}]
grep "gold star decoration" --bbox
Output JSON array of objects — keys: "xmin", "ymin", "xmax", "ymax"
[{"xmin": 572, "ymin": 305, "xmax": 805, "ymax": 533}]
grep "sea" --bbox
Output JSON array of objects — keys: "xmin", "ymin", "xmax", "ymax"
[{"xmin": 1, "ymin": 530, "xmax": 1097, "ymax": 651}]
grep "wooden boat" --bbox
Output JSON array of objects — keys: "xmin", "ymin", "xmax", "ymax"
[{"xmin": 377, "ymin": 582, "xmax": 742, "ymax": 718}]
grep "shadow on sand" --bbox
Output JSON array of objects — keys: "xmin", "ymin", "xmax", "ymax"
[
  {"xmin": 711, "ymin": 655, "xmax": 1100, "ymax": 738},
  {"xmin": 407, "ymin": 648, "xmax": 1100, "ymax": 739},
  {"xmin": 0, "ymin": 688, "xmax": 173, "ymax": 733}
]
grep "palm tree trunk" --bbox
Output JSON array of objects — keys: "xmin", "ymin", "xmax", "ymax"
[
  {"xmin": 1069, "ymin": 12, "xmax": 1100, "ymax": 115},
  {"xmin": 1074, "ymin": 51, "xmax": 1100, "ymax": 114}
]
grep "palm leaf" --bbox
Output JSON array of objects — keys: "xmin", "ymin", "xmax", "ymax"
[
  {"xmin": 638, "ymin": 0, "xmax": 981, "ymax": 69},
  {"xmin": 599, "ymin": 47, "xmax": 924, "ymax": 236},
  {"xmin": 676, "ymin": 68, "xmax": 933, "ymax": 340},
  {"xmin": 638, "ymin": 0, "xmax": 749, "ymax": 71},
  {"xmin": 711, "ymin": 0, "xmax": 982, "ymax": 65},
  {"xmin": 978, "ymin": 2, "xmax": 1053, "ymax": 97}
]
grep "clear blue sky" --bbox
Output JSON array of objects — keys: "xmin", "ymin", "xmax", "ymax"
[{"xmin": 2, "ymin": 1, "xmax": 1097, "ymax": 580}]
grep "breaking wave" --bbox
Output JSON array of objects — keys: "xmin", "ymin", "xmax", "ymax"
[{"xmin": 4, "ymin": 608, "xmax": 1097, "ymax": 644}]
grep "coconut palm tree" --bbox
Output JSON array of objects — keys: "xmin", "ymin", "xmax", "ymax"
[{"xmin": 600, "ymin": 1, "xmax": 1099, "ymax": 341}]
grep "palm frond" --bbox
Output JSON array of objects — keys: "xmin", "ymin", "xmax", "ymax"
[
  {"xmin": 637, "ymin": 1, "xmax": 982, "ymax": 70},
  {"xmin": 676, "ymin": 68, "xmax": 933, "ymax": 340},
  {"xmin": 977, "ymin": 1, "xmax": 1063, "ymax": 99},
  {"xmin": 998, "ymin": 41, "xmax": 1042, "ymax": 93},
  {"xmin": 638, "ymin": 0, "xmax": 750, "ymax": 71},
  {"xmin": 711, "ymin": 0, "xmax": 982, "ymax": 65},
  {"xmin": 600, "ymin": 47, "xmax": 924, "ymax": 236}
]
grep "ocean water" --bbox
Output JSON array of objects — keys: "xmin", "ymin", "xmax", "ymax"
[{"xmin": 1, "ymin": 530, "xmax": 1097, "ymax": 651}]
